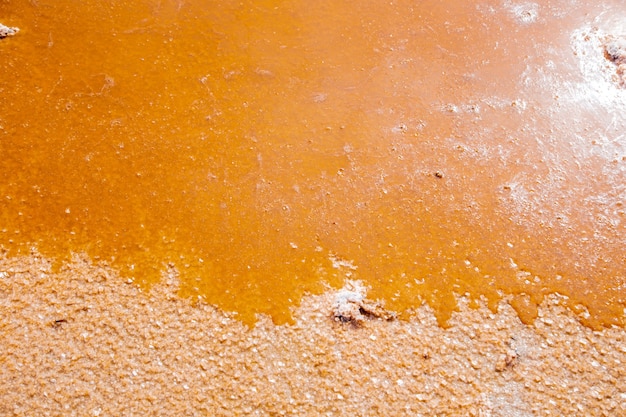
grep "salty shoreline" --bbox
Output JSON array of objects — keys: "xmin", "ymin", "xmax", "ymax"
[{"xmin": 1, "ymin": 254, "xmax": 624, "ymax": 416}]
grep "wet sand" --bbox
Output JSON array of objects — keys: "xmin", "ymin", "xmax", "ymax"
[{"xmin": 2, "ymin": 254, "xmax": 625, "ymax": 416}]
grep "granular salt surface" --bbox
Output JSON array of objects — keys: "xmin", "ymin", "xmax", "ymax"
[{"xmin": 1, "ymin": 254, "xmax": 625, "ymax": 416}]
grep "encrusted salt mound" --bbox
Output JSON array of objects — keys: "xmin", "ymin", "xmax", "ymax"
[
  {"xmin": 0, "ymin": 24, "xmax": 19, "ymax": 39},
  {"xmin": 332, "ymin": 281, "xmax": 396, "ymax": 325}
]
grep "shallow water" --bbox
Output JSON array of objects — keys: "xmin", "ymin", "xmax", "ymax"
[{"xmin": 1, "ymin": 0, "xmax": 625, "ymax": 327}]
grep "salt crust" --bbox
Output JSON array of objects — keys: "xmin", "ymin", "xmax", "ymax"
[{"xmin": 0, "ymin": 254, "xmax": 625, "ymax": 416}]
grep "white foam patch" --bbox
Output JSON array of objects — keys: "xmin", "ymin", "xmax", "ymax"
[
  {"xmin": 328, "ymin": 253, "xmax": 358, "ymax": 271},
  {"xmin": 334, "ymin": 281, "xmax": 366, "ymax": 306},
  {"xmin": 504, "ymin": 1, "xmax": 539, "ymax": 24},
  {"xmin": 496, "ymin": 9, "xmax": 626, "ymax": 233},
  {"xmin": 567, "ymin": 17, "xmax": 626, "ymax": 168},
  {"xmin": 570, "ymin": 24, "xmax": 626, "ymax": 110}
]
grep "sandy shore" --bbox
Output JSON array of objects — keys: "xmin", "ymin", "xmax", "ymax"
[{"xmin": 1, "ymin": 253, "xmax": 625, "ymax": 416}]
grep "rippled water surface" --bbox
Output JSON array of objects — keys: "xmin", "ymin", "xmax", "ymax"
[{"xmin": 1, "ymin": 0, "xmax": 625, "ymax": 327}]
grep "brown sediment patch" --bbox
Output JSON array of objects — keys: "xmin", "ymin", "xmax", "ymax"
[
  {"xmin": 604, "ymin": 36, "xmax": 626, "ymax": 87},
  {"xmin": 1, "ymin": 254, "xmax": 625, "ymax": 416}
]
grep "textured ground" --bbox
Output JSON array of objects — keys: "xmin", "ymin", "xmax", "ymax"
[{"xmin": 1, "ymin": 253, "xmax": 625, "ymax": 416}]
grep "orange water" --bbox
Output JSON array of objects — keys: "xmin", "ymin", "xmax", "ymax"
[{"xmin": 1, "ymin": 0, "xmax": 625, "ymax": 328}]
